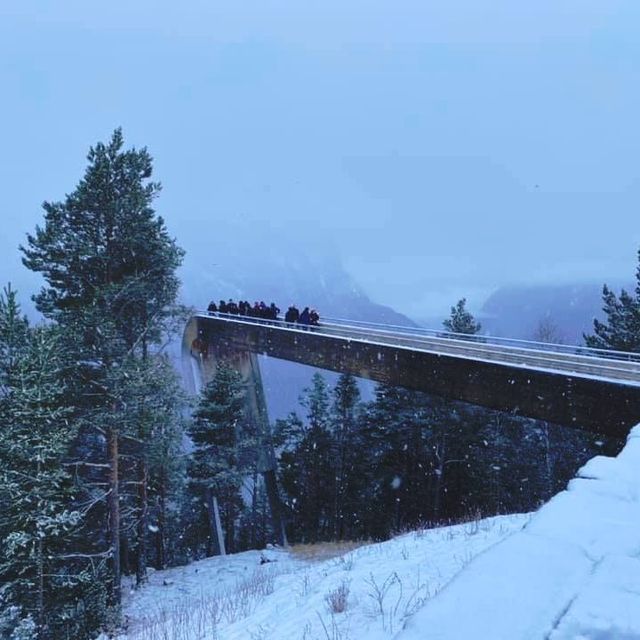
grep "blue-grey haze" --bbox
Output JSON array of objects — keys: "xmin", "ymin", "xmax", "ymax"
[{"xmin": 1, "ymin": 1, "xmax": 639, "ymax": 319}]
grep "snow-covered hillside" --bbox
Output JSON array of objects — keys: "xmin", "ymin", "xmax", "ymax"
[
  {"xmin": 115, "ymin": 515, "xmax": 528, "ymax": 640},
  {"xmin": 398, "ymin": 424, "xmax": 640, "ymax": 640},
  {"xmin": 112, "ymin": 423, "xmax": 640, "ymax": 640}
]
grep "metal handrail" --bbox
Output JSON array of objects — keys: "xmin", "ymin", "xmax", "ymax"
[
  {"xmin": 194, "ymin": 311, "xmax": 640, "ymax": 382},
  {"xmin": 321, "ymin": 314, "xmax": 640, "ymax": 362}
]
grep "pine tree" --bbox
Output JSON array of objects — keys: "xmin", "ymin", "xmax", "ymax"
[
  {"xmin": 298, "ymin": 373, "xmax": 335, "ymax": 541},
  {"xmin": 331, "ymin": 373, "xmax": 362, "ymax": 540},
  {"xmin": 20, "ymin": 129, "xmax": 185, "ymax": 609},
  {"xmin": 443, "ymin": 298, "xmax": 482, "ymax": 335},
  {"xmin": 21, "ymin": 128, "xmax": 184, "ymax": 354},
  {"xmin": 362, "ymin": 385, "xmax": 437, "ymax": 535},
  {"xmin": 0, "ymin": 284, "xmax": 29, "ymax": 381},
  {"xmin": 144, "ymin": 360, "xmax": 188, "ymax": 570},
  {"xmin": 303, "ymin": 373, "xmax": 331, "ymax": 431},
  {"xmin": 276, "ymin": 373, "xmax": 335, "ymax": 542},
  {"xmin": 584, "ymin": 280, "xmax": 640, "ymax": 351},
  {"xmin": 0, "ymin": 291, "xmax": 88, "ymax": 639},
  {"xmin": 188, "ymin": 364, "xmax": 253, "ymax": 556},
  {"xmin": 111, "ymin": 355, "xmax": 187, "ymax": 584}
]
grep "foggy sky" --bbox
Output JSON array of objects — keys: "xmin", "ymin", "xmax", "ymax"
[{"xmin": 1, "ymin": 1, "xmax": 639, "ymax": 319}]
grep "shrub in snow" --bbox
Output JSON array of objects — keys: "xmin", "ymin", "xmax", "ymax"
[{"xmin": 324, "ymin": 580, "xmax": 350, "ymax": 614}]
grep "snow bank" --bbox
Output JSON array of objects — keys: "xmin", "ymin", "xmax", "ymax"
[
  {"xmin": 117, "ymin": 515, "xmax": 526, "ymax": 640},
  {"xmin": 397, "ymin": 425, "xmax": 640, "ymax": 640},
  {"xmin": 116, "ymin": 426, "xmax": 640, "ymax": 640}
]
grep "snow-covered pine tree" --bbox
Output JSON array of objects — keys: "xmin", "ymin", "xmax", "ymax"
[
  {"xmin": 144, "ymin": 359, "xmax": 188, "ymax": 570},
  {"xmin": 109, "ymin": 354, "xmax": 187, "ymax": 585},
  {"xmin": 188, "ymin": 364, "xmax": 253, "ymax": 556},
  {"xmin": 0, "ymin": 295, "xmax": 87, "ymax": 639},
  {"xmin": 20, "ymin": 129, "xmax": 185, "ymax": 610},
  {"xmin": 443, "ymin": 298, "xmax": 482, "ymax": 335},
  {"xmin": 0, "ymin": 284, "xmax": 29, "ymax": 381}
]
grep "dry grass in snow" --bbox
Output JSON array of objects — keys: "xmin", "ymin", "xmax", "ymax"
[{"xmin": 114, "ymin": 514, "xmax": 529, "ymax": 640}]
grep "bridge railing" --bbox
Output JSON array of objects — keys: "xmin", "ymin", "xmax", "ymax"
[
  {"xmin": 320, "ymin": 315, "xmax": 640, "ymax": 364},
  {"xmin": 194, "ymin": 311, "xmax": 640, "ymax": 368}
]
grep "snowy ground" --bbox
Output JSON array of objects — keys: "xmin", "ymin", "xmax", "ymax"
[
  {"xmin": 115, "ymin": 425, "xmax": 640, "ymax": 640},
  {"xmin": 116, "ymin": 514, "xmax": 528, "ymax": 640},
  {"xmin": 398, "ymin": 425, "xmax": 640, "ymax": 640}
]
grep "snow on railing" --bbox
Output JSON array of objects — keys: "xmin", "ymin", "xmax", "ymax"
[
  {"xmin": 193, "ymin": 311, "xmax": 640, "ymax": 369},
  {"xmin": 321, "ymin": 314, "xmax": 640, "ymax": 363}
]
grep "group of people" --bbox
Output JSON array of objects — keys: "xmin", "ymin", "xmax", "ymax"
[
  {"xmin": 207, "ymin": 299, "xmax": 321, "ymax": 327},
  {"xmin": 284, "ymin": 305, "xmax": 320, "ymax": 327},
  {"xmin": 208, "ymin": 299, "xmax": 281, "ymax": 320}
]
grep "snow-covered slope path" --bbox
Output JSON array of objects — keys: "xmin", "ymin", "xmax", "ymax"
[
  {"xmin": 116, "ymin": 515, "xmax": 528, "ymax": 640},
  {"xmin": 398, "ymin": 425, "xmax": 640, "ymax": 640}
]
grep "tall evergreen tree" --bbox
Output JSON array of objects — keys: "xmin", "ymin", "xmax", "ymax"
[
  {"xmin": 361, "ymin": 385, "xmax": 437, "ymax": 536},
  {"xmin": 21, "ymin": 128, "xmax": 184, "ymax": 354},
  {"xmin": 144, "ymin": 360, "xmax": 188, "ymax": 570},
  {"xmin": 298, "ymin": 373, "xmax": 334, "ymax": 541},
  {"xmin": 112, "ymin": 355, "xmax": 187, "ymax": 584},
  {"xmin": 277, "ymin": 373, "xmax": 335, "ymax": 542},
  {"xmin": 20, "ymin": 129, "xmax": 185, "ymax": 609},
  {"xmin": 330, "ymin": 373, "xmax": 362, "ymax": 539},
  {"xmin": 188, "ymin": 364, "xmax": 254, "ymax": 556},
  {"xmin": 0, "ymin": 290, "xmax": 91, "ymax": 639}
]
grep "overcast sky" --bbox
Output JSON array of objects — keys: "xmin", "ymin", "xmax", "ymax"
[{"xmin": 1, "ymin": 1, "xmax": 639, "ymax": 318}]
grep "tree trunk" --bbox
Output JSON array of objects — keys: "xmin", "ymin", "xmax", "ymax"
[
  {"xmin": 108, "ymin": 424, "xmax": 121, "ymax": 606},
  {"xmin": 250, "ymin": 467, "xmax": 259, "ymax": 548},
  {"xmin": 36, "ymin": 527, "xmax": 44, "ymax": 638},
  {"xmin": 205, "ymin": 489, "xmax": 225, "ymax": 556},
  {"xmin": 35, "ymin": 457, "xmax": 45, "ymax": 637},
  {"xmin": 135, "ymin": 456, "xmax": 148, "ymax": 587},
  {"xmin": 334, "ymin": 428, "xmax": 346, "ymax": 541},
  {"xmin": 156, "ymin": 466, "xmax": 167, "ymax": 569},
  {"xmin": 212, "ymin": 495, "xmax": 226, "ymax": 556}
]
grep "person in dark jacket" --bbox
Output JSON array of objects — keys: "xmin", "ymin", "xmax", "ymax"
[
  {"xmin": 269, "ymin": 303, "xmax": 280, "ymax": 321},
  {"xmin": 309, "ymin": 309, "xmax": 319, "ymax": 326},
  {"xmin": 207, "ymin": 300, "xmax": 218, "ymax": 314},
  {"xmin": 219, "ymin": 300, "xmax": 228, "ymax": 313},
  {"xmin": 299, "ymin": 307, "xmax": 310, "ymax": 327},
  {"xmin": 284, "ymin": 305, "xmax": 299, "ymax": 325}
]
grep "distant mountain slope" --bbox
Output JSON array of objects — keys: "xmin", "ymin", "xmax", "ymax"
[
  {"xmin": 178, "ymin": 221, "xmax": 416, "ymax": 417},
  {"xmin": 478, "ymin": 281, "xmax": 630, "ymax": 344},
  {"xmin": 179, "ymin": 225, "xmax": 417, "ymax": 328}
]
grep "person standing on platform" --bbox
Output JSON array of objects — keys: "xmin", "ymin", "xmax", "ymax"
[{"xmin": 299, "ymin": 306, "xmax": 310, "ymax": 328}]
